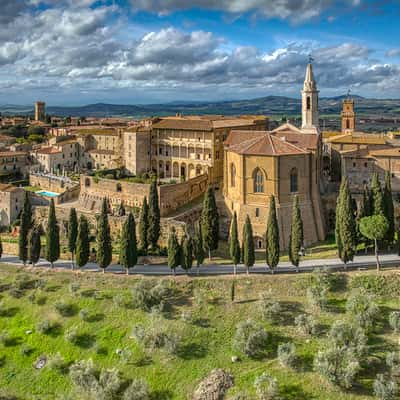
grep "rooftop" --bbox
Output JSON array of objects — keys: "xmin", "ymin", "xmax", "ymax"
[
  {"xmin": 328, "ymin": 133, "xmax": 387, "ymax": 145},
  {"xmin": 0, "ymin": 183, "xmax": 21, "ymax": 192},
  {"xmin": 36, "ymin": 147, "xmax": 62, "ymax": 155}
]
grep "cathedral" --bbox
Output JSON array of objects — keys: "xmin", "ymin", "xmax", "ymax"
[{"xmin": 223, "ymin": 63, "xmax": 326, "ymax": 249}]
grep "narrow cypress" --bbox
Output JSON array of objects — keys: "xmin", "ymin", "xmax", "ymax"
[
  {"xmin": 167, "ymin": 227, "xmax": 180, "ymax": 275},
  {"xmin": 29, "ymin": 224, "xmax": 41, "ymax": 268},
  {"xmin": 200, "ymin": 185, "xmax": 219, "ymax": 260},
  {"xmin": 96, "ymin": 198, "xmax": 112, "ymax": 273},
  {"xmin": 0, "ymin": 235, "xmax": 2, "ymax": 259},
  {"xmin": 337, "ymin": 177, "xmax": 356, "ymax": 266},
  {"xmin": 76, "ymin": 215, "xmax": 90, "ymax": 268},
  {"xmin": 242, "ymin": 215, "xmax": 255, "ymax": 274},
  {"xmin": 266, "ymin": 195, "xmax": 280, "ymax": 273},
  {"xmin": 383, "ymin": 171, "xmax": 395, "ymax": 244},
  {"xmin": 45, "ymin": 199, "xmax": 60, "ymax": 268},
  {"xmin": 181, "ymin": 233, "xmax": 193, "ymax": 273},
  {"xmin": 229, "ymin": 211, "xmax": 241, "ymax": 274},
  {"xmin": 371, "ymin": 173, "xmax": 384, "ymax": 216},
  {"xmin": 193, "ymin": 223, "xmax": 204, "ymax": 275},
  {"xmin": 335, "ymin": 178, "xmax": 344, "ymax": 261},
  {"xmin": 147, "ymin": 179, "xmax": 160, "ymax": 250},
  {"xmin": 139, "ymin": 196, "xmax": 149, "ymax": 253},
  {"xmin": 289, "ymin": 195, "xmax": 303, "ymax": 272},
  {"xmin": 67, "ymin": 208, "xmax": 78, "ymax": 269},
  {"xmin": 19, "ymin": 191, "xmax": 32, "ymax": 265},
  {"xmin": 363, "ymin": 187, "xmax": 372, "ymax": 217},
  {"xmin": 356, "ymin": 194, "xmax": 366, "ymax": 246},
  {"xmin": 119, "ymin": 212, "xmax": 137, "ymax": 275}
]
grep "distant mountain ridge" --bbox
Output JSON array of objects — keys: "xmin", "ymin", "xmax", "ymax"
[{"xmin": 1, "ymin": 94, "xmax": 399, "ymax": 118}]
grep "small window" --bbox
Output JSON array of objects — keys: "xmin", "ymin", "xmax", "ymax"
[
  {"xmin": 216, "ymin": 151, "xmax": 220, "ymax": 159},
  {"xmin": 116, "ymin": 184, "xmax": 122, "ymax": 192},
  {"xmin": 353, "ymin": 162, "xmax": 356, "ymax": 167},
  {"xmin": 290, "ymin": 168, "xmax": 298, "ymax": 193},
  {"xmin": 258, "ymin": 240, "xmax": 262, "ymax": 249},
  {"xmin": 85, "ymin": 178, "xmax": 91, "ymax": 187},
  {"xmin": 230, "ymin": 163, "xmax": 236, "ymax": 187},
  {"xmin": 255, "ymin": 208, "xmax": 260, "ymax": 217},
  {"xmin": 364, "ymin": 162, "xmax": 368, "ymax": 168},
  {"xmin": 253, "ymin": 168, "xmax": 264, "ymax": 193},
  {"xmin": 306, "ymin": 96, "xmax": 311, "ymax": 110}
]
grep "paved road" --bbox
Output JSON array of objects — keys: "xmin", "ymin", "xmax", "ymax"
[{"xmin": 0, "ymin": 253, "xmax": 399, "ymax": 276}]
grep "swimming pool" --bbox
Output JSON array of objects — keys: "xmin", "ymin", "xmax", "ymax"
[{"xmin": 36, "ymin": 190, "xmax": 60, "ymax": 198}]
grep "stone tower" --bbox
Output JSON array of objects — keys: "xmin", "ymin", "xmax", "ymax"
[
  {"xmin": 35, "ymin": 101, "xmax": 46, "ymax": 122},
  {"xmin": 301, "ymin": 63, "xmax": 319, "ymax": 132},
  {"xmin": 341, "ymin": 98, "xmax": 355, "ymax": 133}
]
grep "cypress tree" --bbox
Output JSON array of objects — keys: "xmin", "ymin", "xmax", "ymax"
[
  {"xmin": 96, "ymin": 198, "xmax": 112, "ymax": 273},
  {"xmin": 337, "ymin": 177, "xmax": 356, "ymax": 267},
  {"xmin": 398, "ymin": 227, "xmax": 400, "ymax": 256},
  {"xmin": 139, "ymin": 196, "xmax": 149, "ymax": 253},
  {"xmin": 0, "ymin": 235, "xmax": 2, "ymax": 259},
  {"xmin": 242, "ymin": 215, "xmax": 255, "ymax": 274},
  {"xmin": 167, "ymin": 227, "xmax": 180, "ymax": 276},
  {"xmin": 181, "ymin": 233, "xmax": 193, "ymax": 273},
  {"xmin": 193, "ymin": 223, "xmax": 204, "ymax": 275},
  {"xmin": 356, "ymin": 194, "xmax": 366, "ymax": 246},
  {"xmin": 363, "ymin": 187, "xmax": 372, "ymax": 217},
  {"xmin": 67, "ymin": 208, "xmax": 78, "ymax": 269},
  {"xmin": 19, "ymin": 191, "xmax": 32, "ymax": 265},
  {"xmin": 45, "ymin": 199, "xmax": 60, "ymax": 268},
  {"xmin": 229, "ymin": 211, "xmax": 241, "ymax": 275},
  {"xmin": 29, "ymin": 224, "xmax": 41, "ymax": 268},
  {"xmin": 289, "ymin": 195, "xmax": 303, "ymax": 272},
  {"xmin": 266, "ymin": 195, "xmax": 280, "ymax": 274},
  {"xmin": 371, "ymin": 173, "xmax": 384, "ymax": 216},
  {"xmin": 76, "ymin": 215, "xmax": 90, "ymax": 269},
  {"xmin": 119, "ymin": 212, "xmax": 137, "ymax": 275},
  {"xmin": 118, "ymin": 201, "xmax": 126, "ymax": 217},
  {"xmin": 335, "ymin": 178, "xmax": 344, "ymax": 261},
  {"xmin": 383, "ymin": 171, "xmax": 395, "ymax": 244},
  {"xmin": 200, "ymin": 185, "xmax": 219, "ymax": 260},
  {"xmin": 231, "ymin": 280, "xmax": 236, "ymax": 302},
  {"xmin": 147, "ymin": 179, "xmax": 160, "ymax": 250}
]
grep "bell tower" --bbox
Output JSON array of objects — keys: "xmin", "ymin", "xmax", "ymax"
[
  {"xmin": 301, "ymin": 61, "xmax": 319, "ymax": 132},
  {"xmin": 341, "ymin": 97, "xmax": 355, "ymax": 133}
]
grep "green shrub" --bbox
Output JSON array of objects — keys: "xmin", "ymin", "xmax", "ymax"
[
  {"xmin": 388, "ymin": 311, "xmax": 400, "ymax": 333},
  {"xmin": 277, "ymin": 342, "xmax": 296, "ymax": 369},
  {"xmin": 254, "ymin": 372, "xmax": 279, "ymax": 400},
  {"xmin": 346, "ymin": 289, "xmax": 379, "ymax": 332},
  {"xmin": 373, "ymin": 374, "xmax": 398, "ymax": 400},
  {"xmin": 20, "ymin": 344, "xmax": 33, "ymax": 356},
  {"xmin": 131, "ymin": 280, "xmax": 173, "ymax": 312},
  {"xmin": 306, "ymin": 285, "xmax": 327, "ymax": 311},
  {"xmin": 64, "ymin": 326, "xmax": 79, "ymax": 344},
  {"xmin": 55, "ymin": 300, "xmax": 76, "ymax": 317},
  {"xmin": 48, "ymin": 352, "xmax": 66, "ymax": 373},
  {"xmin": 294, "ymin": 314, "xmax": 317, "ymax": 336},
  {"xmin": 232, "ymin": 320, "xmax": 268, "ymax": 359},
  {"xmin": 79, "ymin": 309, "xmax": 89, "ymax": 322},
  {"xmin": 37, "ymin": 319, "xmax": 57, "ymax": 335},
  {"xmin": 258, "ymin": 291, "xmax": 281, "ymax": 323},
  {"xmin": 123, "ymin": 379, "xmax": 150, "ymax": 400},
  {"xmin": 0, "ymin": 330, "xmax": 12, "ymax": 346},
  {"xmin": 386, "ymin": 352, "xmax": 400, "ymax": 377}
]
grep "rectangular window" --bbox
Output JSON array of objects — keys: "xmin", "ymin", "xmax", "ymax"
[{"xmin": 255, "ymin": 208, "xmax": 260, "ymax": 217}]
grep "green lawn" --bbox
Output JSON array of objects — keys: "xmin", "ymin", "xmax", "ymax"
[{"xmin": 0, "ymin": 265, "xmax": 398, "ymax": 399}]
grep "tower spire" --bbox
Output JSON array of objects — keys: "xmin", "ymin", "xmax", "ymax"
[{"xmin": 301, "ymin": 60, "xmax": 319, "ymax": 132}]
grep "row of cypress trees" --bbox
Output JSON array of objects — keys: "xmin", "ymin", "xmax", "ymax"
[
  {"xmin": 229, "ymin": 194, "xmax": 303, "ymax": 273},
  {"xmin": 336, "ymin": 171, "xmax": 395, "ymax": 267}
]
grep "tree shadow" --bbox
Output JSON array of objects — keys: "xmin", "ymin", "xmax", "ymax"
[
  {"xmin": 297, "ymin": 352, "xmax": 315, "ymax": 372},
  {"xmin": 2, "ymin": 336, "xmax": 22, "ymax": 347},
  {"xmin": 75, "ymin": 333, "xmax": 96, "ymax": 349},
  {"xmin": 177, "ymin": 343, "xmax": 207, "ymax": 360},
  {"xmin": 0, "ymin": 307, "xmax": 19, "ymax": 318},
  {"xmin": 80, "ymin": 289, "xmax": 99, "ymax": 298},
  {"xmin": 150, "ymin": 389, "xmax": 173, "ymax": 400},
  {"xmin": 45, "ymin": 322, "xmax": 63, "ymax": 338},
  {"xmin": 281, "ymin": 383, "xmax": 315, "ymax": 400},
  {"xmin": 45, "ymin": 285, "xmax": 62, "ymax": 292},
  {"xmin": 193, "ymin": 318, "xmax": 210, "ymax": 328},
  {"xmin": 279, "ymin": 301, "xmax": 304, "ymax": 325},
  {"xmin": 133, "ymin": 355, "xmax": 152, "ymax": 367},
  {"xmin": 326, "ymin": 298, "xmax": 346, "ymax": 314},
  {"xmin": 86, "ymin": 313, "xmax": 104, "ymax": 323}
]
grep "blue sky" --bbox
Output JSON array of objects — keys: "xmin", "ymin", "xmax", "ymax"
[{"xmin": 0, "ymin": 0, "xmax": 399, "ymax": 105}]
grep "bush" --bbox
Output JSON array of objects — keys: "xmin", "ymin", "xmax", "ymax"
[
  {"xmin": 277, "ymin": 342, "xmax": 296, "ymax": 369},
  {"xmin": 123, "ymin": 378, "xmax": 150, "ymax": 400},
  {"xmin": 20, "ymin": 344, "xmax": 33, "ymax": 356},
  {"xmin": 294, "ymin": 314, "xmax": 317, "ymax": 336},
  {"xmin": 314, "ymin": 347, "xmax": 360, "ymax": 389},
  {"xmin": 64, "ymin": 326, "xmax": 79, "ymax": 344},
  {"xmin": 388, "ymin": 311, "xmax": 400, "ymax": 333},
  {"xmin": 180, "ymin": 310, "xmax": 193, "ymax": 324},
  {"xmin": 0, "ymin": 330, "xmax": 12, "ymax": 346},
  {"xmin": 131, "ymin": 280, "xmax": 173, "ymax": 312},
  {"xmin": 163, "ymin": 331, "xmax": 182, "ymax": 356},
  {"xmin": 328, "ymin": 320, "xmax": 367, "ymax": 358},
  {"xmin": 346, "ymin": 290, "xmax": 379, "ymax": 332},
  {"xmin": 254, "ymin": 373, "xmax": 279, "ymax": 400},
  {"xmin": 258, "ymin": 292, "xmax": 281, "ymax": 323},
  {"xmin": 48, "ymin": 352, "xmax": 66, "ymax": 373},
  {"xmin": 37, "ymin": 319, "xmax": 57, "ymax": 335},
  {"xmin": 69, "ymin": 283, "xmax": 80, "ymax": 294},
  {"xmin": 386, "ymin": 352, "xmax": 400, "ymax": 377},
  {"xmin": 232, "ymin": 320, "xmax": 268, "ymax": 358},
  {"xmin": 69, "ymin": 359, "xmax": 98, "ymax": 393},
  {"xmin": 79, "ymin": 309, "xmax": 89, "ymax": 322},
  {"xmin": 131, "ymin": 324, "xmax": 165, "ymax": 351},
  {"xmin": 306, "ymin": 285, "xmax": 327, "ymax": 311},
  {"xmin": 55, "ymin": 300, "xmax": 76, "ymax": 317},
  {"xmin": 373, "ymin": 374, "xmax": 398, "ymax": 400}
]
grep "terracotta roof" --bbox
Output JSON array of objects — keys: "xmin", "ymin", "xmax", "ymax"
[
  {"xmin": 224, "ymin": 130, "xmax": 265, "ymax": 147},
  {"xmin": 71, "ymin": 128, "xmax": 119, "ymax": 136},
  {"xmin": 36, "ymin": 147, "xmax": 61, "ymax": 155},
  {"xmin": 272, "ymin": 131, "xmax": 318, "ymax": 150},
  {"xmin": 341, "ymin": 148, "xmax": 372, "ymax": 158},
  {"xmin": 328, "ymin": 133, "xmax": 387, "ymax": 145},
  {"xmin": 226, "ymin": 131, "xmax": 308, "ymax": 156},
  {"xmin": 370, "ymin": 148, "xmax": 400, "ymax": 158},
  {"xmin": 0, "ymin": 151, "xmax": 27, "ymax": 157},
  {"xmin": 0, "ymin": 183, "xmax": 21, "ymax": 192},
  {"xmin": 87, "ymin": 149, "xmax": 115, "ymax": 155}
]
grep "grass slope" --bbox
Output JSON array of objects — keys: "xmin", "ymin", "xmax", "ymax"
[{"xmin": 0, "ymin": 264, "xmax": 398, "ymax": 399}]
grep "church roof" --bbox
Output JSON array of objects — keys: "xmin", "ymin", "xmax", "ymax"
[
  {"xmin": 328, "ymin": 133, "xmax": 387, "ymax": 145},
  {"xmin": 225, "ymin": 130, "xmax": 308, "ymax": 156},
  {"xmin": 271, "ymin": 123, "xmax": 318, "ymax": 150}
]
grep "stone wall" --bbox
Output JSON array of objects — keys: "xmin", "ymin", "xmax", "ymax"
[{"xmin": 29, "ymin": 173, "xmax": 77, "ymax": 192}]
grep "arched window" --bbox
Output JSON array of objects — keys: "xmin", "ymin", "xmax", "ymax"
[
  {"xmin": 253, "ymin": 168, "xmax": 264, "ymax": 193},
  {"xmin": 306, "ymin": 96, "xmax": 311, "ymax": 110},
  {"xmin": 346, "ymin": 119, "xmax": 350, "ymax": 129},
  {"xmin": 230, "ymin": 163, "xmax": 236, "ymax": 187},
  {"xmin": 290, "ymin": 168, "xmax": 298, "ymax": 193}
]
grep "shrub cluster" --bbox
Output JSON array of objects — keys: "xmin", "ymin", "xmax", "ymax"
[
  {"xmin": 345, "ymin": 289, "xmax": 379, "ymax": 332},
  {"xmin": 232, "ymin": 320, "xmax": 268, "ymax": 358},
  {"xmin": 131, "ymin": 280, "xmax": 173, "ymax": 312},
  {"xmin": 254, "ymin": 372, "xmax": 279, "ymax": 400},
  {"xmin": 294, "ymin": 314, "xmax": 317, "ymax": 337},
  {"xmin": 258, "ymin": 291, "xmax": 281, "ymax": 323}
]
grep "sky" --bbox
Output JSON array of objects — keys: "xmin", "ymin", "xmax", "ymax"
[{"xmin": 0, "ymin": 0, "xmax": 399, "ymax": 106}]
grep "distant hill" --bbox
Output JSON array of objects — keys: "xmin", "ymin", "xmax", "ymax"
[{"xmin": 1, "ymin": 95, "xmax": 400, "ymax": 118}]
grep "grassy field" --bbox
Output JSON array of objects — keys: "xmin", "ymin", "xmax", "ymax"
[{"xmin": 0, "ymin": 264, "xmax": 399, "ymax": 399}]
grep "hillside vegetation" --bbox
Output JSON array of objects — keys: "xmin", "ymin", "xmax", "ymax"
[{"xmin": 0, "ymin": 264, "xmax": 399, "ymax": 399}]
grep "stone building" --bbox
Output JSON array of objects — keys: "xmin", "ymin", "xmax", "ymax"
[
  {"xmin": 0, "ymin": 150, "xmax": 30, "ymax": 179},
  {"xmin": 341, "ymin": 98, "xmax": 355, "ymax": 133},
  {"xmin": 121, "ymin": 126, "xmax": 151, "ymax": 175},
  {"xmin": 0, "ymin": 183, "xmax": 24, "ymax": 226},
  {"xmin": 151, "ymin": 115, "xmax": 267, "ymax": 183},
  {"xmin": 223, "ymin": 63, "xmax": 325, "ymax": 250},
  {"xmin": 34, "ymin": 101, "xmax": 46, "ymax": 122}
]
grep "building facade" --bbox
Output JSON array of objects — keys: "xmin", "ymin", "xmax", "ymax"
[{"xmin": 0, "ymin": 184, "xmax": 24, "ymax": 226}]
